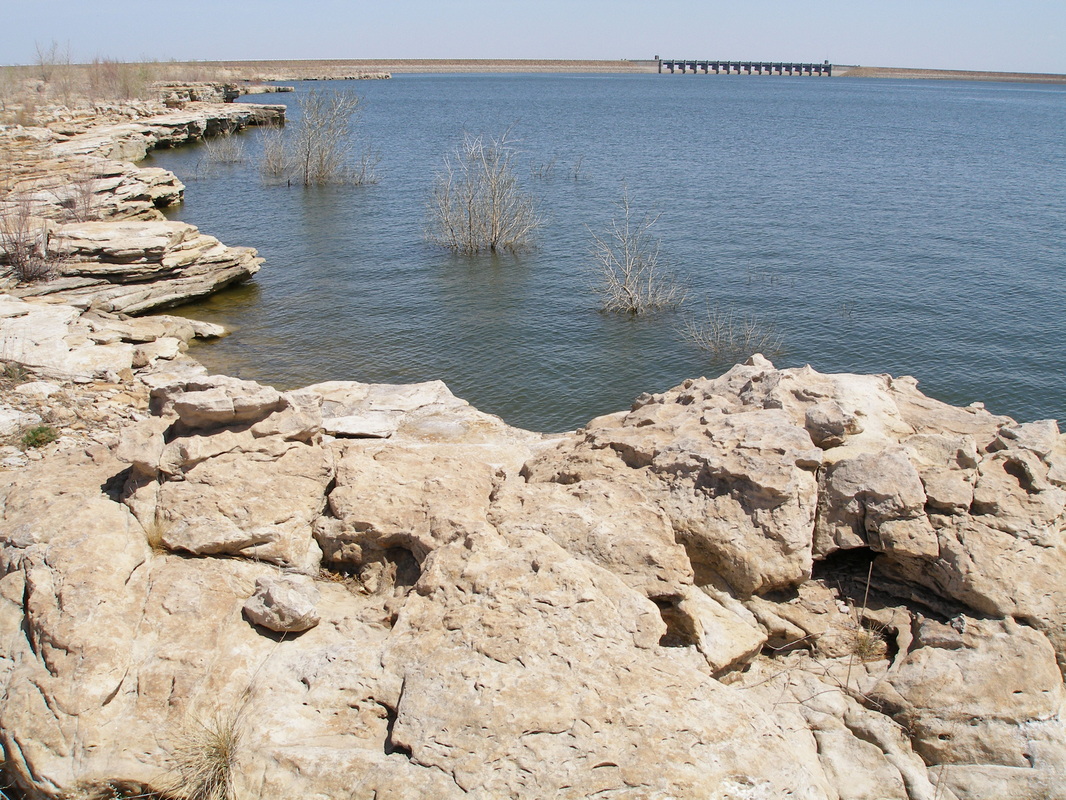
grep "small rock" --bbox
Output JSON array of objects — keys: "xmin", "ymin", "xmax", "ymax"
[
  {"xmin": 1, "ymin": 452, "xmax": 28, "ymax": 469},
  {"xmin": 992, "ymin": 419, "xmax": 1060, "ymax": 458},
  {"xmin": 805, "ymin": 400, "xmax": 863, "ymax": 448},
  {"xmin": 243, "ymin": 574, "xmax": 321, "ymax": 633},
  {"xmin": 132, "ymin": 336, "xmax": 184, "ymax": 368},
  {"xmin": 14, "ymin": 381, "xmax": 62, "ymax": 399},
  {"xmin": 323, "ymin": 410, "xmax": 400, "ymax": 438},
  {"xmin": 0, "ymin": 406, "xmax": 42, "ymax": 437}
]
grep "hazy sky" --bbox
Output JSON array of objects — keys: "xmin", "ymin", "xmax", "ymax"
[{"xmin": 2, "ymin": 0, "xmax": 1064, "ymax": 74}]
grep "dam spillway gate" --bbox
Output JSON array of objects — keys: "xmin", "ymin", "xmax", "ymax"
[{"xmin": 658, "ymin": 60, "xmax": 832, "ymax": 76}]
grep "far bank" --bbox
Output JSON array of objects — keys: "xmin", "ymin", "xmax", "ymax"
[{"xmin": 160, "ymin": 57, "xmax": 1066, "ymax": 84}]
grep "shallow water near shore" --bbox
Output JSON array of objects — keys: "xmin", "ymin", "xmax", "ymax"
[{"xmin": 148, "ymin": 74, "xmax": 1066, "ymax": 432}]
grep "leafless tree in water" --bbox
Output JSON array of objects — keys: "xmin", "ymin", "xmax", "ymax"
[
  {"xmin": 260, "ymin": 90, "xmax": 379, "ymax": 186},
  {"xmin": 589, "ymin": 188, "xmax": 686, "ymax": 315},
  {"xmin": 428, "ymin": 130, "xmax": 542, "ymax": 254}
]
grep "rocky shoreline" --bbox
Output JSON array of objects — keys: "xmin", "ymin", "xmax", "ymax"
[
  {"xmin": 1, "ymin": 89, "xmax": 284, "ymax": 313},
  {"xmin": 0, "ymin": 87, "xmax": 1064, "ymax": 800}
]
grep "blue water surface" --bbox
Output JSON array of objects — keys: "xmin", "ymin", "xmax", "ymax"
[{"xmin": 146, "ymin": 74, "xmax": 1066, "ymax": 432}]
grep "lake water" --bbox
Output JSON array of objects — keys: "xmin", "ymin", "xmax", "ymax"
[{"xmin": 146, "ymin": 74, "xmax": 1066, "ymax": 433}]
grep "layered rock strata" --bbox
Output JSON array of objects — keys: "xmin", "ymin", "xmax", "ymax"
[
  {"xmin": 0, "ymin": 310, "xmax": 1062, "ymax": 800},
  {"xmin": 1, "ymin": 97, "xmax": 282, "ymax": 312}
]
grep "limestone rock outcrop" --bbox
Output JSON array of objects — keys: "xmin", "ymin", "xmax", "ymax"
[
  {"xmin": 8, "ymin": 220, "xmax": 263, "ymax": 313},
  {"xmin": 1, "ymin": 99, "xmax": 281, "ymax": 312},
  {"xmin": 0, "ymin": 344, "xmax": 1063, "ymax": 800}
]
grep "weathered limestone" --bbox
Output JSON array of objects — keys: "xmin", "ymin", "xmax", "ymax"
[
  {"xmin": 1, "ymin": 99, "xmax": 281, "ymax": 313},
  {"xmin": 47, "ymin": 103, "xmax": 286, "ymax": 163},
  {"xmin": 9, "ymin": 220, "xmax": 263, "ymax": 313},
  {"xmin": 0, "ymin": 294, "xmax": 219, "ymax": 381},
  {"xmin": 0, "ymin": 342, "xmax": 1064, "ymax": 800},
  {"xmin": 526, "ymin": 368, "xmax": 826, "ymax": 597}
]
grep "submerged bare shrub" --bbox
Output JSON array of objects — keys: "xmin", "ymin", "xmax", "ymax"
[
  {"xmin": 589, "ymin": 189, "xmax": 686, "ymax": 315},
  {"xmin": 202, "ymin": 131, "xmax": 246, "ymax": 165},
  {"xmin": 679, "ymin": 303, "xmax": 784, "ymax": 365},
  {"xmin": 259, "ymin": 126, "xmax": 289, "ymax": 181},
  {"xmin": 428, "ymin": 130, "xmax": 542, "ymax": 254},
  {"xmin": 259, "ymin": 90, "xmax": 378, "ymax": 186}
]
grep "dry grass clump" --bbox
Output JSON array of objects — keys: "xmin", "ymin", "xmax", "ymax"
[
  {"xmin": 166, "ymin": 709, "xmax": 243, "ymax": 800},
  {"xmin": 848, "ymin": 626, "xmax": 888, "ymax": 663},
  {"xmin": 142, "ymin": 512, "xmax": 173, "ymax": 556},
  {"xmin": 57, "ymin": 781, "xmax": 169, "ymax": 799},
  {"xmin": 0, "ymin": 361, "xmax": 30, "ymax": 390}
]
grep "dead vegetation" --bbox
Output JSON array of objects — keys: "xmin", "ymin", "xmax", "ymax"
[
  {"xmin": 678, "ymin": 303, "xmax": 784, "ymax": 365},
  {"xmin": 588, "ymin": 189, "xmax": 686, "ymax": 315},
  {"xmin": 258, "ymin": 90, "xmax": 378, "ymax": 186},
  {"xmin": 427, "ymin": 129, "xmax": 542, "ymax": 254},
  {"xmin": 0, "ymin": 194, "xmax": 67, "ymax": 282}
]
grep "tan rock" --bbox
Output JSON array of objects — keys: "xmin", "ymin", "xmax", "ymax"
[
  {"xmin": 381, "ymin": 531, "xmax": 831, "ymax": 798},
  {"xmin": 147, "ymin": 437, "xmax": 332, "ymax": 570},
  {"xmin": 585, "ymin": 390, "xmax": 823, "ymax": 596},
  {"xmin": 2, "ymin": 345, "xmax": 1066, "ymax": 800},
  {"xmin": 491, "ymin": 476, "xmax": 693, "ymax": 598},
  {"xmin": 675, "ymin": 585, "xmax": 767, "ymax": 675},
  {"xmin": 131, "ymin": 335, "xmax": 183, "ymax": 367},
  {"xmin": 321, "ymin": 442, "xmax": 498, "ymax": 566},
  {"xmin": 871, "ymin": 618, "xmax": 1065, "ymax": 773},
  {"xmin": 243, "ymin": 574, "xmax": 321, "ymax": 633},
  {"xmin": 805, "ymin": 400, "xmax": 863, "ymax": 448},
  {"xmin": 903, "ymin": 432, "xmax": 978, "ymax": 514},
  {"xmin": 971, "ymin": 448, "xmax": 1066, "ymax": 534},
  {"xmin": 817, "ymin": 447, "xmax": 937, "ymax": 558}
]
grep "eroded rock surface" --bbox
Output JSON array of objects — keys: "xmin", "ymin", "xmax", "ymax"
[
  {"xmin": 1, "ymin": 99, "xmax": 281, "ymax": 312},
  {"xmin": 0, "ymin": 349, "xmax": 1063, "ymax": 800}
]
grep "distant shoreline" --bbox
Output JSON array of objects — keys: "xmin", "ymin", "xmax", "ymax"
[
  {"xmin": 833, "ymin": 64, "xmax": 1066, "ymax": 84},
  {"xmin": 179, "ymin": 59, "xmax": 1066, "ymax": 85}
]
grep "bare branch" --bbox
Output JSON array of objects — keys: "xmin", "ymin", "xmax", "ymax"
[
  {"xmin": 259, "ymin": 90, "xmax": 378, "ymax": 186},
  {"xmin": 427, "ymin": 130, "xmax": 542, "ymax": 254},
  {"xmin": 589, "ymin": 188, "xmax": 686, "ymax": 315},
  {"xmin": 0, "ymin": 195, "xmax": 66, "ymax": 283},
  {"xmin": 678, "ymin": 303, "xmax": 785, "ymax": 365}
]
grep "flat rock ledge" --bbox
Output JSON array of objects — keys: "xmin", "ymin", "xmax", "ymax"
[
  {"xmin": 1, "ymin": 97, "xmax": 282, "ymax": 313},
  {"xmin": 8, "ymin": 220, "xmax": 263, "ymax": 313},
  {"xmin": 0, "ymin": 303, "xmax": 1064, "ymax": 800}
]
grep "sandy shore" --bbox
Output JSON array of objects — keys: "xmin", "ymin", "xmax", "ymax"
[{"xmin": 202, "ymin": 59, "xmax": 657, "ymax": 80}]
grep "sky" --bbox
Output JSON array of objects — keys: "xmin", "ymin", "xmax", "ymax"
[{"xmin": 1, "ymin": 0, "xmax": 1064, "ymax": 75}]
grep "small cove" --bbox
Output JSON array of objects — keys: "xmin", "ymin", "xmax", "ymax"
[{"xmin": 148, "ymin": 74, "xmax": 1066, "ymax": 432}]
